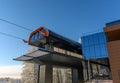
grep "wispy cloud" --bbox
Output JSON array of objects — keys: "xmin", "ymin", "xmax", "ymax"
[{"xmin": 0, "ymin": 65, "xmax": 23, "ymax": 78}]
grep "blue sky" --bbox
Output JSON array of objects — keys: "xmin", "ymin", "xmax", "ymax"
[{"xmin": 0, "ymin": 0, "xmax": 120, "ymax": 66}]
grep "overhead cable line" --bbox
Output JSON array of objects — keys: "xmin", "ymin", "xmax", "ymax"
[
  {"xmin": 0, "ymin": 18, "xmax": 33, "ymax": 31},
  {"xmin": 0, "ymin": 31, "xmax": 23, "ymax": 40}
]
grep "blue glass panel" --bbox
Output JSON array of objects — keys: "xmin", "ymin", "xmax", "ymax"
[
  {"xmin": 99, "ymin": 44, "xmax": 103, "ymax": 56},
  {"xmin": 81, "ymin": 32, "xmax": 108, "ymax": 59},
  {"xmin": 101, "ymin": 44, "xmax": 108, "ymax": 57},
  {"xmin": 89, "ymin": 36, "xmax": 94, "ymax": 45},
  {"xmin": 86, "ymin": 36, "xmax": 90, "ymax": 45},
  {"xmin": 83, "ymin": 36, "xmax": 88, "ymax": 46},
  {"xmin": 86, "ymin": 37, "xmax": 89, "ymax": 46},
  {"xmin": 94, "ymin": 45, "xmax": 100, "ymax": 56},
  {"xmin": 81, "ymin": 37, "xmax": 85, "ymax": 46},
  {"xmin": 84, "ymin": 47, "xmax": 90, "ymax": 59},
  {"xmin": 99, "ymin": 32, "xmax": 106, "ymax": 43},
  {"xmin": 93, "ymin": 34, "xmax": 99, "ymax": 45},
  {"xmin": 89, "ymin": 46, "xmax": 95, "ymax": 58},
  {"xmin": 82, "ymin": 47, "xmax": 85, "ymax": 55},
  {"xmin": 83, "ymin": 48, "xmax": 87, "ymax": 58},
  {"xmin": 83, "ymin": 47, "xmax": 87, "ymax": 58}
]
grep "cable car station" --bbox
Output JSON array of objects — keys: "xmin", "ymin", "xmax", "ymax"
[{"xmin": 14, "ymin": 21, "xmax": 118, "ymax": 83}]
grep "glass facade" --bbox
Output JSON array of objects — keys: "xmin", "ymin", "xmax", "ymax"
[{"xmin": 81, "ymin": 32, "xmax": 108, "ymax": 59}]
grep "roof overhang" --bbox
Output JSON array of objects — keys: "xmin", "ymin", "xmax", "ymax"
[
  {"xmin": 14, "ymin": 49, "xmax": 109, "ymax": 68},
  {"xmin": 14, "ymin": 48, "xmax": 84, "ymax": 68}
]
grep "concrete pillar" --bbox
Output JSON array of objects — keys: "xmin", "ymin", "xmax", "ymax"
[
  {"xmin": 37, "ymin": 64, "xmax": 40, "ymax": 83},
  {"xmin": 72, "ymin": 68, "xmax": 78, "ymax": 83},
  {"xmin": 45, "ymin": 65, "xmax": 53, "ymax": 83},
  {"xmin": 40, "ymin": 65, "xmax": 53, "ymax": 83},
  {"xmin": 78, "ymin": 67, "xmax": 84, "ymax": 83}
]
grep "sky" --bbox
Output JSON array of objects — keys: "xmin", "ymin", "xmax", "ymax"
[
  {"xmin": 0, "ymin": 0, "xmax": 120, "ymax": 78},
  {"xmin": 0, "ymin": 65, "xmax": 22, "ymax": 78}
]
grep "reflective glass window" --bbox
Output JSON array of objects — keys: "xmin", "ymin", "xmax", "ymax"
[
  {"xmin": 101, "ymin": 44, "xmax": 108, "ymax": 57},
  {"xmin": 99, "ymin": 33, "xmax": 106, "ymax": 43},
  {"xmin": 84, "ymin": 36, "xmax": 89, "ymax": 46},
  {"xmin": 81, "ymin": 37, "xmax": 85, "ymax": 46},
  {"xmin": 89, "ymin": 46, "xmax": 95, "ymax": 58},
  {"xmin": 82, "ymin": 47, "xmax": 85, "ymax": 55},
  {"xmin": 88, "ymin": 36, "xmax": 94, "ymax": 45},
  {"xmin": 93, "ymin": 34, "xmax": 99, "ymax": 44},
  {"xmin": 94, "ymin": 45, "xmax": 100, "ymax": 56},
  {"xmin": 81, "ymin": 32, "xmax": 108, "ymax": 59},
  {"xmin": 84, "ymin": 47, "xmax": 90, "ymax": 59},
  {"xmin": 83, "ymin": 47, "xmax": 87, "ymax": 58}
]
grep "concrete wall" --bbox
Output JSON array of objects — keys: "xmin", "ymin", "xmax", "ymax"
[
  {"xmin": 107, "ymin": 40, "xmax": 120, "ymax": 83},
  {"xmin": 104, "ymin": 23, "xmax": 120, "ymax": 83}
]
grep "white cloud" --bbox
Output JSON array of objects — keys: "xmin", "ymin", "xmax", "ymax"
[{"xmin": 0, "ymin": 65, "xmax": 23, "ymax": 78}]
